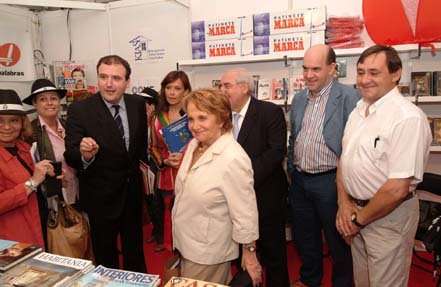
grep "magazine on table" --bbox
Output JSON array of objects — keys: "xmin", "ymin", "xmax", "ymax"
[
  {"xmin": 164, "ymin": 276, "xmax": 228, "ymax": 287},
  {"xmin": 70, "ymin": 265, "xmax": 160, "ymax": 287},
  {"xmin": 0, "ymin": 239, "xmax": 42, "ymax": 272},
  {"xmin": 1, "ymin": 252, "xmax": 93, "ymax": 287}
]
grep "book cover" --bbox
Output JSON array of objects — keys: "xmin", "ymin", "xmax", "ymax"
[
  {"xmin": 433, "ymin": 71, "xmax": 441, "ymax": 96},
  {"xmin": 253, "ymin": 35, "xmax": 270, "ymax": 55},
  {"xmin": 53, "ymin": 61, "xmax": 86, "ymax": 89},
  {"xmin": 271, "ymin": 78, "xmax": 284, "ymax": 101},
  {"xmin": 0, "ymin": 240, "xmax": 43, "ymax": 272},
  {"xmin": 251, "ymin": 74, "xmax": 260, "ymax": 98},
  {"xmin": 257, "ymin": 79, "xmax": 271, "ymax": 101},
  {"xmin": 164, "ymin": 276, "xmax": 228, "ymax": 287},
  {"xmin": 72, "ymin": 89, "xmax": 92, "ymax": 103},
  {"xmin": 71, "ymin": 265, "xmax": 160, "ymax": 287},
  {"xmin": 411, "ymin": 72, "xmax": 432, "ymax": 97},
  {"xmin": 397, "ymin": 83, "xmax": 411, "ymax": 97},
  {"xmin": 192, "ymin": 38, "xmax": 243, "ymax": 60},
  {"xmin": 191, "ymin": 16, "xmax": 253, "ymax": 42},
  {"xmin": 160, "ymin": 115, "xmax": 193, "ymax": 153},
  {"xmin": 289, "ymin": 75, "xmax": 306, "ymax": 103},
  {"xmin": 205, "ymin": 38, "xmax": 241, "ymax": 59},
  {"xmin": 139, "ymin": 161, "xmax": 155, "ymax": 195},
  {"xmin": 253, "ymin": 31, "xmax": 324, "ymax": 55},
  {"xmin": 1, "ymin": 252, "xmax": 93, "ymax": 287},
  {"xmin": 253, "ymin": 7, "xmax": 326, "ymax": 36},
  {"xmin": 192, "ymin": 42, "xmax": 206, "ymax": 60}
]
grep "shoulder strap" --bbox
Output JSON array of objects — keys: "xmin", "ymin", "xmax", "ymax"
[{"xmin": 17, "ymin": 154, "xmax": 33, "ymax": 176}]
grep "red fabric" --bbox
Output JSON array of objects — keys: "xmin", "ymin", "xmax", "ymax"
[
  {"xmin": 0, "ymin": 141, "xmax": 44, "ymax": 247},
  {"xmin": 363, "ymin": 0, "xmax": 441, "ymax": 45},
  {"xmin": 149, "ymin": 111, "xmax": 175, "ymax": 191},
  {"xmin": 163, "ymin": 193, "xmax": 173, "ymax": 251}
]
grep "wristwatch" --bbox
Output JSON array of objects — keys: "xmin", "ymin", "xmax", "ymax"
[
  {"xmin": 24, "ymin": 178, "xmax": 37, "ymax": 192},
  {"xmin": 351, "ymin": 213, "xmax": 365, "ymax": 229},
  {"xmin": 244, "ymin": 244, "xmax": 256, "ymax": 252}
]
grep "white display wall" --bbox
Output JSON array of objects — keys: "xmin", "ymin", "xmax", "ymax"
[
  {"xmin": 0, "ymin": 5, "xmax": 36, "ymax": 99},
  {"xmin": 39, "ymin": 1, "xmax": 191, "ymax": 93}
]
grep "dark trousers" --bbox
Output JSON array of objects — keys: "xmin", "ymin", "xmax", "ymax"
[
  {"xmin": 89, "ymin": 193, "xmax": 146, "ymax": 273},
  {"xmin": 289, "ymin": 169, "xmax": 353, "ymax": 287},
  {"xmin": 259, "ymin": 216, "xmax": 290, "ymax": 287},
  {"xmin": 145, "ymin": 191, "xmax": 165, "ymax": 244}
]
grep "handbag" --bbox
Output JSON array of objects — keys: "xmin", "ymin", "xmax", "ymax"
[
  {"xmin": 46, "ymin": 199, "xmax": 94, "ymax": 262},
  {"xmin": 229, "ymin": 269, "xmax": 253, "ymax": 287}
]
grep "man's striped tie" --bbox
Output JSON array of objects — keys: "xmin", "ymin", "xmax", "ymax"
[{"xmin": 112, "ymin": 105, "xmax": 124, "ymax": 137}]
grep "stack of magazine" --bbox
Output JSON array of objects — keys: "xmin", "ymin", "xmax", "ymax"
[{"xmin": 0, "ymin": 239, "xmax": 160, "ymax": 287}]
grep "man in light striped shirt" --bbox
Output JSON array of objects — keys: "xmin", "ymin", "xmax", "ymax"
[{"xmin": 287, "ymin": 44, "xmax": 360, "ymax": 287}]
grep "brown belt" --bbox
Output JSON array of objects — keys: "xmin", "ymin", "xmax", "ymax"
[{"xmin": 350, "ymin": 191, "xmax": 415, "ymax": 207}]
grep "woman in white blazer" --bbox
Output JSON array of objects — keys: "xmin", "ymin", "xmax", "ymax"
[{"xmin": 172, "ymin": 88, "xmax": 262, "ymax": 286}]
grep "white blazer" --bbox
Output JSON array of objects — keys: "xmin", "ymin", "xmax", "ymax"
[{"xmin": 172, "ymin": 132, "xmax": 259, "ymax": 265}]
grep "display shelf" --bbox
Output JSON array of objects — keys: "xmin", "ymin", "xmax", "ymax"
[
  {"xmin": 178, "ymin": 54, "xmax": 287, "ymax": 67},
  {"xmin": 417, "ymin": 96, "xmax": 441, "ymax": 103},
  {"xmin": 178, "ymin": 43, "xmax": 441, "ymax": 68},
  {"xmin": 332, "ymin": 44, "xmax": 418, "ymax": 57},
  {"xmin": 430, "ymin": 146, "xmax": 441, "ymax": 153},
  {"xmin": 405, "ymin": 96, "xmax": 441, "ymax": 103}
]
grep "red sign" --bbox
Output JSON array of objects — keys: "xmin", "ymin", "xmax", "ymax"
[
  {"xmin": 363, "ymin": 0, "xmax": 441, "ymax": 45},
  {"xmin": 0, "ymin": 43, "xmax": 21, "ymax": 67}
]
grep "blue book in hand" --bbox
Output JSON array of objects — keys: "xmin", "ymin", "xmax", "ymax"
[{"xmin": 161, "ymin": 115, "xmax": 193, "ymax": 153}]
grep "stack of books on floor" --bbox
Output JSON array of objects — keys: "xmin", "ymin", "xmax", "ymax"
[{"xmin": 0, "ymin": 239, "xmax": 160, "ymax": 287}]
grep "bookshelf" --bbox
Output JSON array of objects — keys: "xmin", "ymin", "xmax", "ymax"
[{"xmin": 177, "ymin": 43, "xmax": 427, "ymax": 68}]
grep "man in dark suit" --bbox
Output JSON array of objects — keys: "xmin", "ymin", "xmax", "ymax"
[
  {"xmin": 64, "ymin": 55, "xmax": 147, "ymax": 272},
  {"xmin": 220, "ymin": 68, "xmax": 290, "ymax": 287}
]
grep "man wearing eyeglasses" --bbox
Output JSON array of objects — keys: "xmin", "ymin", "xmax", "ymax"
[{"xmin": 220, "ymin": 68, "xmax": 290, "ymax": 287}]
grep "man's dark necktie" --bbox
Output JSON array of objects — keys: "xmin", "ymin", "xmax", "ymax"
[{"xmin": 112, "ymin": 105, "xmax": 124, "ymax": 137}]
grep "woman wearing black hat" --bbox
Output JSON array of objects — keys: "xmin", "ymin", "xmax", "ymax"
[
  {"xmin": 0, "ymin": 89, "xmax": 58, "ymax": 247},
  {"xmin": 24, "ymin": 78, "xmax": 79, "ymax": 206}
]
